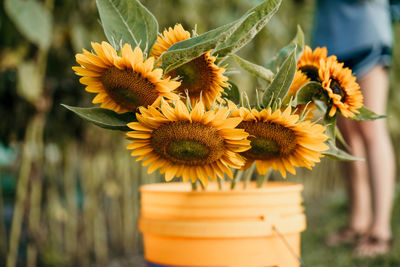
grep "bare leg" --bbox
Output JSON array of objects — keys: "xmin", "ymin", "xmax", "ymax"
[
  {"xmin": 326, "ymin": 65, "xmax": 395, "ymax": 252},
  {"xmin": 325, "ymin": 116, "xmax": 372, "ymax": 247},
  {"xmin": 355, "ymin": 65, "xmax": 395, "ymax": 255},
  {"xmin": 358, "ymin": 65, "xmax": 395, "ymax": 239},
  {"xmin": 338, "ymin": 117, "xmax": 371, "ymax": 233}
]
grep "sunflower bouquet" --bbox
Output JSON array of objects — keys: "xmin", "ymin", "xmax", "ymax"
[{"xmin": 64, "ymin": 0, "xmax": 382, "ymax": 189}]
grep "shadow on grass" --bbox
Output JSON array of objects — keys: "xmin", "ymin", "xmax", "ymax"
[{"xmin": 302, "ymin": 189, "xmax": 400, "ymax": 267}]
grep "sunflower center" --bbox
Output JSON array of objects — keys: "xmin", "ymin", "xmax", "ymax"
[
  {"xmin": 100, "ymin": 67, "xmax": 158, "ymax": 111},
  {"xmin": 299, "ymin": 66, "xmax": 320, "ymax": 82},
  {"xmin": 331, "ymin": 79, "xmax": 346, "ymax": 101},
  {"xmin": 151, "ymin": 121, "xmax": 225, "ymax": 165},
  {"xmin": 167, "ymin": 54, "xmax": 214, "ymax": 97},
  {"xmin": 167, "ymin": 140, "xmax": 209, "ymax": 161},
  {"xmin": 250, "ymin": 138, "xmax": 281, "ymax": 156},
  {"xmin": 238, "ymin": 121, "xmax": 297, "ymax": 160}
]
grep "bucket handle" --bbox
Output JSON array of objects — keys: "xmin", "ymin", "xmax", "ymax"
[{"xmin": 272, "ymin": 224, "xmax": 305, "ymax": 267}]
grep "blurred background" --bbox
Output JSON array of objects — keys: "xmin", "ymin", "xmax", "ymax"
[{"xmin": 0, "ymin": 0, "xmax": 399, "ymax": 266}]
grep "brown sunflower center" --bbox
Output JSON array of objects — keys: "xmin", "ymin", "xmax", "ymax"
[
  {"xmin": 167, "ymin": 54, "xmax": 214, "ymax": 97},
  {"xmin": 238, "ymin": 121, "xmax": 297, "ymax": 160},
  {"xmin": 167, "ymin": 140, "xmax": 209, "ymax": 161},
  {"xmin": 150, "ymin": 121, "xmax": 225, "ymax": 165},
  {"xmin": 299, "ymin": 65, "xmax": 320, "ymax": 82},
  {"xmin": 331, "ymin": 79, "xmax": 346, "ymax": 101},
  {"xmin": 100, "ymin": 67, "xmax": 158, "ymax": 111}
]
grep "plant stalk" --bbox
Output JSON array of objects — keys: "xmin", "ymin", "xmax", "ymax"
[
  {"xmin": 217, "ymin": 177, "xmax": 224, "ymax": 191},
  {"xmin": 0, "ymin": 171, "xmax": 8, "ymax": 261},
  {"xmin": 230, "ymin": 169, "xmax": 243, "ymax": 190},
  {"xmin": 243, "ymin": 164, "xmax": 256, "ymax": 189},
  {"xmin": 256, "ymin": 169, "xmax": 272, "ymax": 188},
  {"xmin": 6, "ymin": 117, "xmax": 36, "ymax": 267},
  {"xmin": 199, "ymin": 181, "xmax": 206, "ymax": 191},
  {"xmin": 191, "ymin": 181, "xmax": 198, "ymax": 191},
  {"xmin": 26, "ymin": 111, "xmax": 45, "ymax": 267},
  {"xmin": 63, "ymin": 143, "xmax": 78, "ymax": 260}
]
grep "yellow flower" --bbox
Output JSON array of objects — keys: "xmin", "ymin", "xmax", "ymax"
[
  {"xmin": 319, "ymin": 57, "xmax": 363, "ymax": 118},
  {"xmin": 151, "ymin": 24, "xmax": 191, "ymax": 60},
  {"xmin": 126, "ymin": 99, "xmax": 251, "ymax": 186},
  {"xmin": 297, "ymin": 46, "xmax": 334, "ymax": 82},
  {"xmin": 287, "ymin": 70, "xmax": 316, "ymax": 119},
  {"xmin": 235, "ymin": 107, "xmax": 329, "ymax": 178},
  {"xmin": 151, "ymin": 24, "xmax": 228, "ymax": 108},
  {"xmin": 73, "ymin": 42, "xmax": 180, "ymax": 113}
]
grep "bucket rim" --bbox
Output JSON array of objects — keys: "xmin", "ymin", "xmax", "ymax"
[{"xmin": 140, "ymin": 181, "xmax": 303, "ymax": 195}]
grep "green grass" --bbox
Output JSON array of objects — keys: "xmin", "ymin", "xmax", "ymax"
[{"xmin": 302, "ymin": 190, "xmax": 400, "ymax": 267}]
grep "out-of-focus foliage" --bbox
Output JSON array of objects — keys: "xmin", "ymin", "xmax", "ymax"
[
  {"xmin": 0, "ymin": 0, "xmax": 399, "ymax": 266},
  {"xmin": 4, "ymin": 0, "xmax": 52, "ymax": 49},
  {"xmin": 0, "ymin": 0, "xmax": 105, "ymax": 145}
]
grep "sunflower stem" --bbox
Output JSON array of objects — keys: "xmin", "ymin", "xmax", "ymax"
[
  {"xmin": 217, "ymin": 177, "xmax": 224, "ymax": 191},
  {"xmin": 191, "ymin": 181, "xmax": 198, "ymax": 191},
  {"xmin": 243, "ymin": 164, "xmax": 256, "ymax": 189},
  {"xmin": 199, "ymin": 181, "xmax": 206, "ymax": 191},
  {"xmin": 230, "ymin": 169, "xmax": 243, "ymax": 190},
  {"xmin": 257, "ymin": 169, "xmax": 272, "ymax": 188}
]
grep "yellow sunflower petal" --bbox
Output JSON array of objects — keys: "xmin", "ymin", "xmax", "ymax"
[
  {"xmin": 74, "ymin": 41, "xmax": 180, "ymax": 113},
  {"xmin": 238, "ymin": 107, "xmax": 327, "ymax": 176},
  {"xmin": 126, "ymin": 99, "xmax": 249, "ymax": 186}
]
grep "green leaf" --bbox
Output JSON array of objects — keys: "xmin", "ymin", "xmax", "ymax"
[
  {"xmin": 4, "ymin": 0, "xmax": 52, "ymax": 49},
  {"xmin": 322, "ymin": 107, "xmax": 348, "ymax": 149},
  {"xmin": 62, "ymin": 104, "xmax": 136, "ymax": 131},
  {"xmin": 335, "ymin": 126, "xmax": 351, "ymax": 151},
  {"xmin": 323, "ymin": 112, "xmax": 351, "ymax": 153},
  {"xmin": 17, "ymin": 61, "xmax": 43, "ymax": 104},
  {"xmin": 222, "ymin": 81, "xmax": 241, "ymax": 104},
  {"xmin": 293, "ymin": 81, "xmax": 322, "ymax": 105},
  {"xmin": 324, "ymin": 114, "xmax": 337, "ymax": 140},
  {"xmin": 262, "ymin": 49, "xmax": 296, "ymax": 108},
  {"xmin": 314, "ymin": 99, "xmax": 327, "ymax": 113},
  {"xmin": 160, "ymin": 13, "xmax": 250, "ymax": 73},
  {"xmin": 350, "ymin": 106, "xmax": 386, "ymax": 121},
  {"xmin": 265, "ymin": 25, "xmax": 304, "ymax": 73},
  {"xmin": 322, "ymin": 116, "xmax": 360, "ymax": 161},
  {"xmin": 323, "ymin": 140, "xmax": 363, "ymax": 161},
  {"xmin": 232, "ymin": 54, "xmax": 274, "ymax": 83},
  {"xmin": 96, "ymin": 0, "xmax": 158, "ymax": 53},
  {"xmin": 214, "ymin": 0, "xmax": 282, "ymax": 59}
]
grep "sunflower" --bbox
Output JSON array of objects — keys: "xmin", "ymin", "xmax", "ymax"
[
  {"xmin": 297, "ymin": 46, "xmax": 334, "ymax": 82},
  {"xmin": 150, "ymin": 24, "xmax": 228, "ymax": 108},
  {"xmin": 73, "ymin": 42, "xmax": 180, "ymax": 113},
  {"xmin": 319, "ymin": 57, "xmax": 363, "ymax": 118},
  {"xmin": 233, "ymin": 107, "xmax": 329, "ymax": 178},
  {"xmin": 151, "ymin": 24, "xmax": 191, "ymax": 60},
  {"xmin": 287, "ymin": 70, "xmax": 316, "ymax": 119},
  {"xmin": 126, "ymin": 99, "xmax": 251, "ymax": 186}
]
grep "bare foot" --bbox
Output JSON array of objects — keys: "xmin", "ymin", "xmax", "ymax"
[{"xmin": 354, "ymin": 235, "xmax": 393, "ymax": 258}]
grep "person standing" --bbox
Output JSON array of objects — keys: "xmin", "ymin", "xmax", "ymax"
[{"xmin": 313, "ymin": 0, "xmax": 396, "ymax": 257}]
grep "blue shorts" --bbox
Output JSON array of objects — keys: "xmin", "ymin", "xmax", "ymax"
[{"xmin": 338, "ymin": 45, "xmax": 392, "ymax": 78}]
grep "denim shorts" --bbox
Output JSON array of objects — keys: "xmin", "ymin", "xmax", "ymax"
[{"xmin": 340, "ymin": 45, "xmax": 392, "ymax": 78}]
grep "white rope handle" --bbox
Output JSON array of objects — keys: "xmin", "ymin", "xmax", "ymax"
[{"xmin": 272, "ymin": 224, "xmax": 305, "ymax": 267}]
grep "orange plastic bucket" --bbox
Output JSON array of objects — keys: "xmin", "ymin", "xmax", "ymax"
[{"xmin": 139, "ymin": 182, "xmax": 306, "ymax": 267}]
